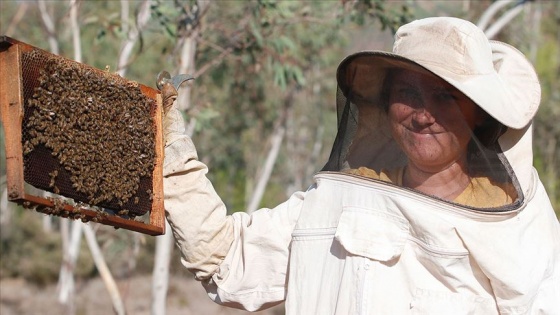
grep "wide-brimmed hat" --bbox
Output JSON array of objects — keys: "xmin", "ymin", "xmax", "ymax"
[{"xmin": 336, "ymin": 17, "xmax": 541, "ymax": 129}]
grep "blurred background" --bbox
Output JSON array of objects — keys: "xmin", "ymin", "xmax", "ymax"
[{"xmin": 1, "ymin": 1, "xmax": 558, "ymax": 314}]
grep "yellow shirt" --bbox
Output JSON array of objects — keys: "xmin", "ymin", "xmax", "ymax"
[{"xmin": 345, "ymin": 167, "xmax": 516, "ymax": 208}]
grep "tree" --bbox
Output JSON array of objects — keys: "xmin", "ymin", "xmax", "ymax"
[{"xmin": 5, "ymin": 0, "xmax": 557, "ymax": 314}]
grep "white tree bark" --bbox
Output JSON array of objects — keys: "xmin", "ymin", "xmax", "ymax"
[
  {"xmin": 0, "ymin": 188, "xmax": 8, "ymax": 226},
  {"xmin": 484, "ymin": 3, "xmax": 527, "ymax": 39},
  {"xmin": 247, "ymin": 88, "xmax": 295, "ymax": 213},
  {"xmin": 477, "ymin": 0, "xmax": 515, "ymax": 31},
  {"xmin": 151, "ymin": 221, "xmax": 173, "ymax": 315},
  {"xmin": 4, "ymin": 2, "xmax": 28, "ymax": 37},
  {"xmin": 56, "ymin": 2, "xmax": 85, "ymax": 311},
  {"xmin": 57, "ymin": 221, "xmax": 82, "ymax": 314},
  {"xmin": 247, "ymin": 125, "xmax": 286, "ymax": 213},
  {"xmin": 35, "ymin": 0, "xmax": 60, "ymax": 232},
  {"xmin": 70, "ymin": 0, "xmax": 82, "ymax": 63},
  {"xmin": 37, "ymin": 0, "xmax": 60, "ymax": 55},
  {"xmin": 477, "ymin": 0, "xmax": 530, "ymax": 40},
  {"xmin": 83, "ymin": 225, "xmax": 126, "ymax": 315},
  {"xmin": 151, "ymin": 2, "xmax": 210, "ymax": 314},
  {"xmin": 120, "ymin": 0, "xmax": 130, "ymax": 35},
  {"xmin": 57, "ymin": 3, "xmax": 125, "ymax": 315},
  {"xmin": 0, "ymin": 176, "xmax": 11, "ymax": 232},
  {"xmin": 116, "ymin": 0, "xmax": 152, "ymax": 77}
]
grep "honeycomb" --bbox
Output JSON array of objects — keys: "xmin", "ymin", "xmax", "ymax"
[{"xmin": 20, "ymin": 49, "xmax": 157, "ymax": 217}]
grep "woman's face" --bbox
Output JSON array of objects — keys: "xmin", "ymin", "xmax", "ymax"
[{"xmin": 388, "ymin": 69, "xmax": 484, "ymax": 173}]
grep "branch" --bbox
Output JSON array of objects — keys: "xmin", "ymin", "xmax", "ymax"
[
  {"xmin": 37, "ymin": 0, "xmax": 60, "ymax": 54},
  {"xmin": 151, "ymin": 221, "xmax": 173, "ymax": 315},
  {"xmin": 477, "ymin": 0, "xmax": 515, "ymax": 30},
  {"xmin": 5, "ymin": 2, "xmax": 28, "ymax": 37},
  {"xmin": 57, "ymin": 222, "xmax": 83, "ymax": 306},
  {"xmin": 57, "ymin": 2, "xmax": 84, "ymax": 310},
  {"xmin": 247, "ymin": 88, "xmax": 296, "ymax": 213},
  {"xmin": 116, "ymin": 0, "xmax": 152, "ymax": 77},
  {"xmin": 120, "ymin": 0, "xmax": 130, "ymax": 35},
  {"xmin": 484, "ymin": 2, "xmax": 527, "ymax": 39},
  {"xmin": 193, "ymin": 46, "xmax": 234, "ymax": 78},
  {"xmin": 70, "ymin": 0, "xmax": 82, "ymax": 62},
  {"xmin": 83, "ymin": 225, "xmax": 126, "ymax": 315}
]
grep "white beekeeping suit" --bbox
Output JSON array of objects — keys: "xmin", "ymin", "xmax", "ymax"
[{"xmin": 162, "ymin": 17, "xmax": 560, "ymax": 314}]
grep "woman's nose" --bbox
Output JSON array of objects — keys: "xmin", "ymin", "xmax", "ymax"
[{"xmin": 411, "ymin": 107, "xmax": 436, "ymax": 126}]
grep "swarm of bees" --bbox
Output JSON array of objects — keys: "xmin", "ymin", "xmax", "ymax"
[{"xmin": 21, "ymin": 50, "xmax": 156, "ymax": 217}]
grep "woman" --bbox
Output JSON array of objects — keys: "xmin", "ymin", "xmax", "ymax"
[{"xmin": 162, "ymin": 17, "xmax": 559, "ymax": 314}]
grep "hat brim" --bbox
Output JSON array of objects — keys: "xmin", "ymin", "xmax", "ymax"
[{"xmin": 336, "ymin": 46, "xmax": 540, "ymax": 129}]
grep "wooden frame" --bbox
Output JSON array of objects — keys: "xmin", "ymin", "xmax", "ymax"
[{"xmin": 0, "ymin": 36, "xmax": 165, "ymax": 235}]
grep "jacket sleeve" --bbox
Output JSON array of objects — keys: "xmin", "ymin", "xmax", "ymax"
[
  {"xmin": 163, "ymin": 134, "xmax": 235, "ymax": 280},
  {"xmin": 162, "ymin": 108, "xmax": 305, "ymax": 311}
]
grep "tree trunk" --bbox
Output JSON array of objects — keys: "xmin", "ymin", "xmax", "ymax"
[
  {"xmin": 38, "ymin": 0, "xmax": 60, "ymax": 55},
  {"xmin": 57, "ymin": 3, "xmax": 124, "ymax": 314},
  {"xmin": 151, "ymin": 221, "xmax": 173, "ymax": 315},
  {"xmin": 4, "ymin": 2, "xmax": 28, "ymax": 37},
  {"xmin": 477, "ymin": 0, "xmax": 514, "ymax": 30},
  {"xmin": 484, "ymin": 3, "xmax": 527, "ymax": 39},
  {"xmin": 116, "ymin": 0, "xmax": 152, "ymax": 77},
  {"xmin": 477, "ymin": 0, "xmax": 530, "ymax": 40},
  {"xmin": 0, "ymin": 176, "xmax": 12, "ymax": 238},
  {"xmin": 57, "ymin": 3, "xmax": 84, "ymax": 313},
  {"xmin": 151, "ymin": 2, "xmax": 210, "ymax": 314},
  {"xmin": 83, "ymin": 225, "xmax": 126, "ymax": 315},
  {"xmin": 247, "ymin": 89, "xmax": 295, "ymax": 213},
  {"xmin": 57, "ymin": 221, "xmax": 81, "ymax": 314}
]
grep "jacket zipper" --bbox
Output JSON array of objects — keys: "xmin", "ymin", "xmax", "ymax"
[
  {"xmin": 356, "ymin": 258, "xmax": 368, "ymax": 315},
  {"xmin": 291, "ymin": 227, "xmax": 337, "ymax": 238}
]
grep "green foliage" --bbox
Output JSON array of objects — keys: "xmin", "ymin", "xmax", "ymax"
[
  {"xmin": 533, "ymin": 30, "xmax": 560, "ymax": 215},
  {"xmin": 340, "ymin": 0, "xmax": 414, "ymax": 32}
]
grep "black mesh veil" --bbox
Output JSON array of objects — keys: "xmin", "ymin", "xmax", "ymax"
[{"xmin": 321, "ymin": 53, "xmax": 523, "ymax": 211}]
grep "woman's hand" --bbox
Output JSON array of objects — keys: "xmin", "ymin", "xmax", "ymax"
[{"xmin": 161, "ymin": 82, "xmax": 178, "ymax": 115}]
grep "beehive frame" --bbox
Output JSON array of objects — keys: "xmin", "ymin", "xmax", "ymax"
[{"xmin": 1, "ymin": 36, "xmax": 165, "ymax": 235}]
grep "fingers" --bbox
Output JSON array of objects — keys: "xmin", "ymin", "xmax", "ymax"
[{"xmin": 162, "ymin": 82, "xmax": 178, "ymax": 114}]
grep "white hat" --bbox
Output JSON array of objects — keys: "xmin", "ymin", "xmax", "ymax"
[{"xmin": 337, "ymin": 17, "xmax": 541, "ymax": 129}]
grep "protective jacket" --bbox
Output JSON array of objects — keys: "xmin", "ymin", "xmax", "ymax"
[{"xmin": 163, "ymin": 127, "xmax": 560, "ymax": 315}]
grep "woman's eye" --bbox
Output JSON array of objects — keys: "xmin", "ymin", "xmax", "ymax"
[
  {"xmin": 434, "ymin": 91, "xmax": 456, "ymax": 102},
  {"xmin": 397, "ymin": 88, "xmax": 419, "ymax": 100}
]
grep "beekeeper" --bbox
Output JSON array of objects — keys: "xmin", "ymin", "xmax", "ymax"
[{"xmin": 161, "ymin": 17, "xmax": 560, "ymax": 314}]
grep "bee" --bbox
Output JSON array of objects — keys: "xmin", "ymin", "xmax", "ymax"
[
  {"xmin": 23, "ymin": 145, "xmax": 34, "ymax": 155},
  {"xmin": 48, "ymin": 170, "xmax": 58, "ymax": 188}
]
